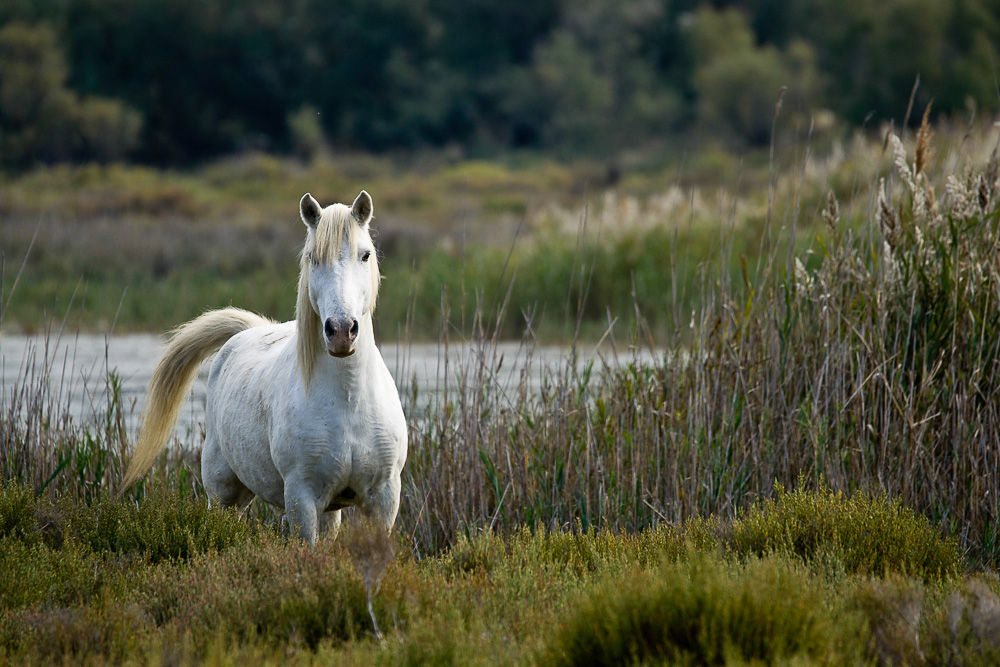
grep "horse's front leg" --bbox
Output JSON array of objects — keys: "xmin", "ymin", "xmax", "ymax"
[{"xmin": 284, "ymin": 481, "xmax": 320, "ymax": 545}]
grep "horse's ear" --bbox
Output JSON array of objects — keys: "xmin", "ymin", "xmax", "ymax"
[
  {"xmin": 300, "ymin": 193, "xmax": 322, "ymax": 229},
  {"xmin": 352, "ymin": 190, "xmax": 373, "ymax": 227}
]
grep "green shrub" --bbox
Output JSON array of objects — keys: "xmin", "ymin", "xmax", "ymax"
[
  {"xmin": 0, "ymin": 482, "xmax": 260, "ymax": 562},
  {"xmin": 922, "ymin": 577, "xmax": 1000, "ymax": 666},
  {"xmin": 848, "ymin": 575, "xmax": 1000, "ymax": 667},
  {"xmin": 0, "ymin": 538, "xmax": 103, "ymax": 609},
  {"xmin": 0, "ymin": 601, "xmax": 150, "ymax": 664},
  {"xmin": 541, "ymin": 552, "xmax": 864, "ymax": 666},
  {"xmin": 729, "ymin": 484, "xmax": 962, "ymax": 580},
  {"xmin": 138, "ymin": 539, "xmax": 385, "ymax": 649},
  {"xmin": 439, "ymin": 524, "xmax": 685, "ymax": 582},
  {"xmin": 67, "ymin": 490, "xmax": 261, "ymax": 562},
  {"xmin": 0, "ymin": 480, "xmax": 39, "ymax": 544}
]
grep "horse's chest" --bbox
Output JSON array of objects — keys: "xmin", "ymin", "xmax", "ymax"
[
  {"xmin": 273, "ymin": 395, "xmax": 401, "ymax": 513},
  {"xmin": 274, "ymin": 389, "xmax": 403, "ymax": 479},
  {"xmin": 314, "ymin": 405, "xmax": 385, "ymax": 459}
]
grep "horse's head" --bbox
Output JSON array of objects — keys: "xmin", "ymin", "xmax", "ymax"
[{"xmin": 296, "ymin": 191, "xmax": 380, "ymax": 375}]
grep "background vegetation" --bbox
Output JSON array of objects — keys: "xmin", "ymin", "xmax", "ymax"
[
  {"xmin": 0, "ymin": 0, "xmax": 997, "ymax": 165},
  {"xmin": 3, "ymin": 0, "xmax": 998, "ymax": 340}
]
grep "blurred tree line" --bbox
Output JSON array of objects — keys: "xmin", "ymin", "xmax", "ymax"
[{"xmin": 0, "ymin": 0, "xmax": 997, "ymax": 168}]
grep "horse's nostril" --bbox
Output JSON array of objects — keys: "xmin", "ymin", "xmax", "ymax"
[
  {"xmin": 349, "ymin": 319, "xmax": 359, "ymax": 338},
  {"xmin": 324, "ymin": 318, "xmax": 337, "ymax": 338}
]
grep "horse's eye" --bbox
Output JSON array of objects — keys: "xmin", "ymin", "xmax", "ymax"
[{"xmin": 361, "ymin": 251, "xmax": 371, "ymax": 262}]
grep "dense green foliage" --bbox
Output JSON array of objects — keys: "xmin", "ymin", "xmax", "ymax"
[
  {"xmin": 544, "ymin": 555, "xmax": 855, "ymax": 665},
  {"xmin": 1, "ymin": 0, "xmax": 997, "ymax": 166},
  {"xmin": 0, "ymin": 22, "xmax": 141, "ymax": 167}
]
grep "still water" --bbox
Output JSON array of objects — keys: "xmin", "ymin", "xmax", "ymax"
[{"xmin": 1, "ymin": 332, "xmax": 659, "ymax": 439}]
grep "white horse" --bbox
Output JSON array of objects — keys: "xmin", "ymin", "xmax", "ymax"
[{"xmin": 122, "ymin": 191, "xmax": 407, "ymax": 545}]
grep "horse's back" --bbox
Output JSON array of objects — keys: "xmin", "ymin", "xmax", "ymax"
[{"xmin": 208, "ymin": 320, "xmax": 295, "ymax": 384}]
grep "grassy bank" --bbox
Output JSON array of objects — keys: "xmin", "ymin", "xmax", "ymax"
[{"xmin": 1, "ymin": 480, "xmax": 989, "ymax": 665}]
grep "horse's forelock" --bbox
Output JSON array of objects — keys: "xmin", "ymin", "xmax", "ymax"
[{"xmin": 310, "ymin": 204, "xmax": 356, "ymax": 264}]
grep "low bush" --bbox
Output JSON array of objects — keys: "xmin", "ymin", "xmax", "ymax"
[
  {"xmin": 847, "ymin": 574, "xmax": 1000, "ymax": 667},
  {"xmin": 0, "ymin": 480, "xmax": 38, "ymax": 543},
  {"xmin": 67, "ymin": 489, "xmax": 260, "ymax": 562},
  {"xmin": 0, "ymin": 481, "xmax": 259, "ymax": 561},
  {"xmin": 0, "ymin": 483, "xmax": 991, "ymax": 665},
  {"xmin": 541, "ymin": 552, "xmax": 865, "ymax": 666},
  {"xmin": 137, "ymin": 538, "xmax": 391, "ymax": 650},
  {"xmin": 0, "ymin": 601, "xmax": 151, "ymax": 665},
  {"xmin": 439, "ymin": 523, "xmax": 685, "ymax": 579},
  {"xmin": 729, "ymin": 483, "xmax": 962, "ymax": 580},
  {"xmin": 0, "ymin": 538, "xmax": 105, "ymax": 610}
]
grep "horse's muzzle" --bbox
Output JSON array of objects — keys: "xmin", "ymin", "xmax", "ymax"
[{"xmin": 324, "ymin": 317, "xmax": 358, "ymax": 357}]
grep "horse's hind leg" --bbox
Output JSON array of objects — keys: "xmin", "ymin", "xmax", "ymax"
[
  {"xmin": 319, "ymin": 509, "xmax": 342, "ymax": 541},
  {"xmin": 202, "ymin": 436, "xmax": 255, "ymax": 511}
]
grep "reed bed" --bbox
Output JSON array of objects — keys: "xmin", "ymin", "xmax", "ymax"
[
  {"xmin": 1, "ymin": 328, "xmax": 129, "ymax": 502},
  {"xmin": 398, "ymin": 118, "xmax": 1000, "ymax": 564}
]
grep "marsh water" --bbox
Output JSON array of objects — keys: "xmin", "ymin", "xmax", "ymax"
[{"xmin": 1, "ymin": 332, "xmax": 660, "ymax": 439}]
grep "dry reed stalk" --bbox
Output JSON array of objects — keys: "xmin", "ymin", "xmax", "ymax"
[{"xmin": 915, "ymin": 103, "xmax": 933, "ymax": 177}]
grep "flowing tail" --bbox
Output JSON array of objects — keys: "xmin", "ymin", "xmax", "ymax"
[{"xmin": 122, "ymin": 307, "xmax": 272, "ymax": 490}]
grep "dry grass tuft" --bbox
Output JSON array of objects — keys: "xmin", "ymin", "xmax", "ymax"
[
  {"xmin": 341, "ymin": 518, "xmax": 396, "ymax": 640},
  {"xmin": 854, "ymin": 578, "xmax": 926, "ymax": 666}
]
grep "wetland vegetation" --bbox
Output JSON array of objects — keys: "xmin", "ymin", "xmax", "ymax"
[{"xmin": 4, "ymin": 112, "xmax": 1000, "ymax": 662}]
